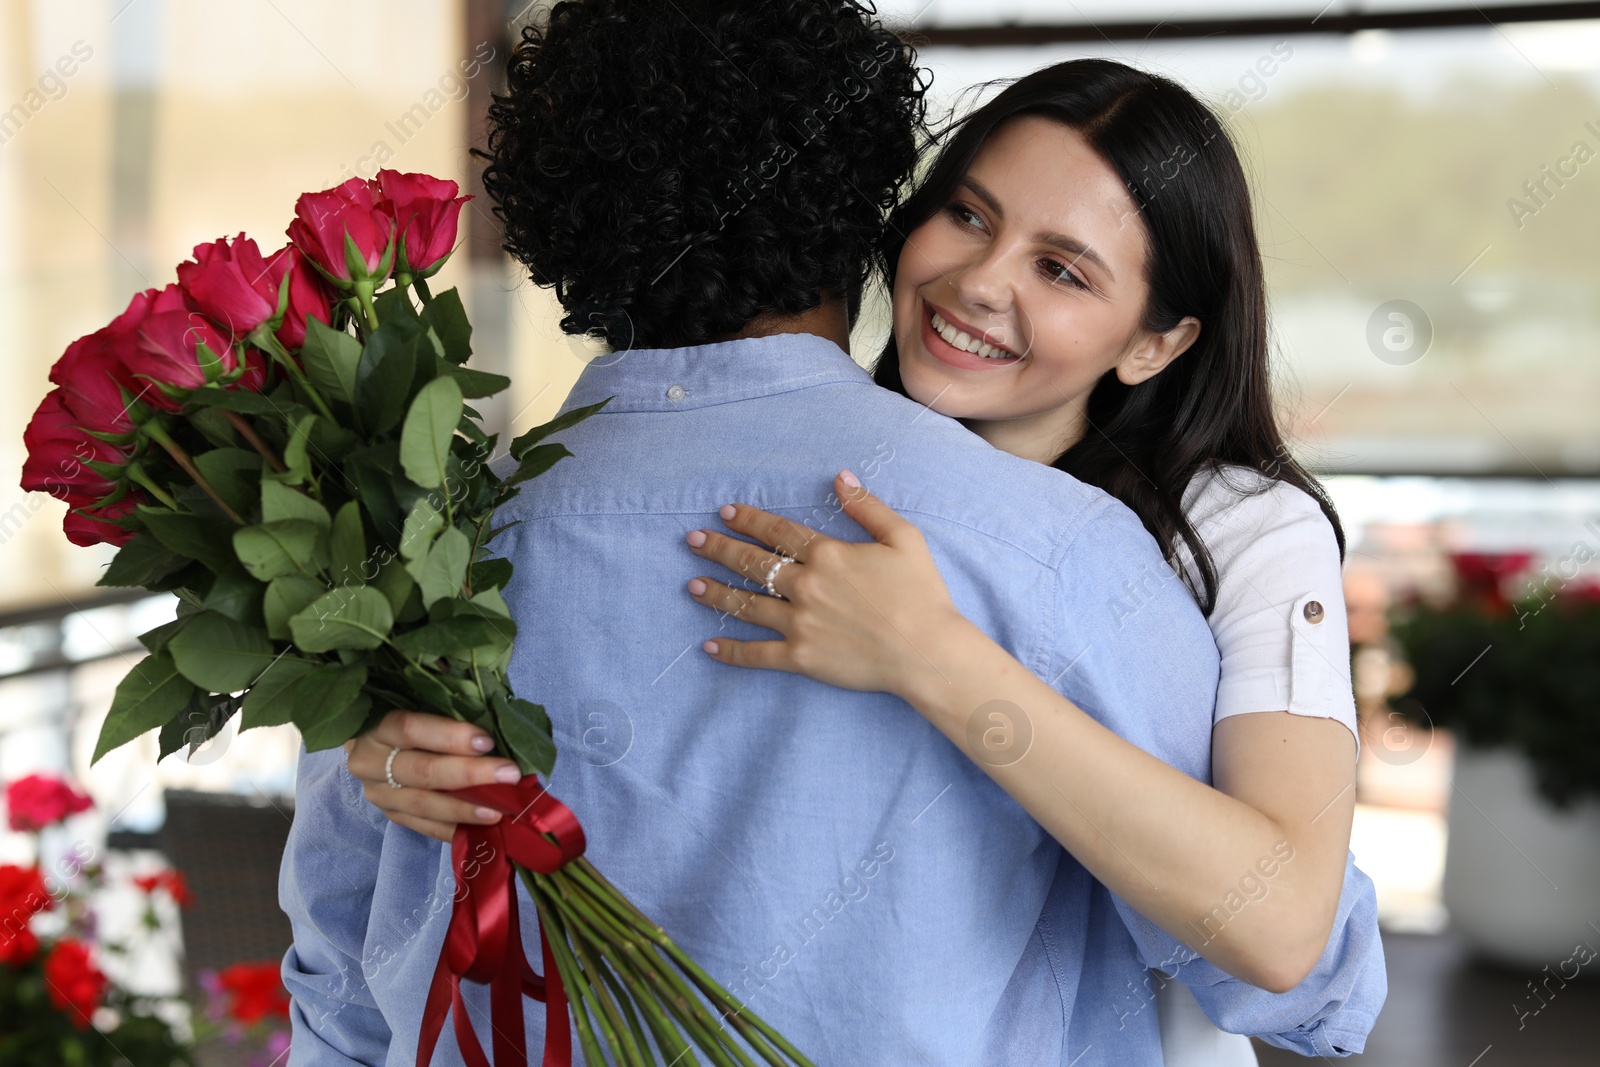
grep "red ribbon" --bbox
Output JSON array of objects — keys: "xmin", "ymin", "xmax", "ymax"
[{"xmin": 416, "ymin": 774, "xmax": 587, "ymax": 1067}]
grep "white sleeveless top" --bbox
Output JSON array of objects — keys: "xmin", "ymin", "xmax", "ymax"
[{"xmin": 1157, "ymin": 465, "xmax": 1359, "ymax": 1066}]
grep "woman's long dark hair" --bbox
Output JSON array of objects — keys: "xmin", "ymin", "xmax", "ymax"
[{"xmin": 871, "ymin": 58, "xmax": 1343, "ymax": 615}]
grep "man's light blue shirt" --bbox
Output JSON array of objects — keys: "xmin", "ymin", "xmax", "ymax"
[{"xmin": 280, "ymin": 332, "xmax": 1384, "ymax": 1065}]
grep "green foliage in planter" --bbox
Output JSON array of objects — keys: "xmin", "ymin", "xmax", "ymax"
[{"xmin": 1392, "ymin": 598, "xmax": 1600, "ymax": 807}]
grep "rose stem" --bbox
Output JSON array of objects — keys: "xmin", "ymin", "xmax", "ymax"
[
  {"xmin": 563, "ymin": 870, "xmax": 800, "ymax": 1067},
  {"xmin": 220, "ymin": 410, "xmax": 286, "ymax": 471},
  {"xmin": 141, "ymin": 423, "xmax": 243, "ymax": 523},
  {"xmin": 552, "ymin": 872, "xmax": 753, "ymax": 1067},
  {"xmin": 568, "ymin": 916, "xmax": 651, "ymax": 1067},
  {"xmin": 592, "ymin": 951, "xmax": 657, "ymax": 1064},
  {"xmin": 566, "ymin": 863, "xmax": 804, "ymax": 1065},
  {"xmin": 531, "ymin": 874, "xmax": 696, "ymax": 1065},
  {"xmin": 536, "ymin": 880, "xmax": 697, "ymax": 1065},
  {"xmin": 123, "ymin": 465, "xmax": 180, "ymax": 510},
  {"xmin": 255, "ymin": 333, "xmax": 338, "ymax": 423},
  {"xmin": 529, "ymin": 881, "xmax": 608, "ymax": 1067}
]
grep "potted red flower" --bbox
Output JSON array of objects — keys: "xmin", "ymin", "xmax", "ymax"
[
  {"xmin": 1391, "ymin": 549, "xmax": 1600, "ymax": 970},
  {"xmin": 0, "ymin": 773, "xmax": 192, "ymax": 1065}
]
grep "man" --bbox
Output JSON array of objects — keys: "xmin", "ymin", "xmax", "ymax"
[{"xmin": 280, "ymin": 2, "xmax": 1382, "ymax": 1063}]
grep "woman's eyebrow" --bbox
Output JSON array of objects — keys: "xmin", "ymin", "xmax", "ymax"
[{"xmin": 959, "ymin": 176, "xmax": 1115, "ymax": 281}]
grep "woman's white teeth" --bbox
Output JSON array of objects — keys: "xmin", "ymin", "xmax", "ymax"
[{"xmin": 930, "ymin": 310, "xmax": 1013, "ymax": 360}]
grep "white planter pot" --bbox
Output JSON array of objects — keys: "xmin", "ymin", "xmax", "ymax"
[{"xmin": 1442, "ymin": 744, "xmax": 1600, "ymax": 968}]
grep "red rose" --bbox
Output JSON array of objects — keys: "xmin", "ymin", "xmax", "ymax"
[
  {"xmin": 127, "ymin": 309, "xmax": 240, "ymax": 408},
  {"xmin": 132, "ymin": 868, "xmax": 193, "ymax": 908},
  {"xmin": 263, "ymin": 243, "xmax": 335, "ymax": 349},
  {"xmin": 376, "ymin": 169, "xmax": 470, "ymax": 278},
  {"xmin": 287, "ymin": 178, "xmax": 395, "ymax": 289},
  {"xmin": 0, "ymin": 864, "xmax": 53, "ymax": 965},
  {"xmin": 177, "ymin": 234, "xmax": 280, "ymax": 337},
  {"xmin": 217, "ymin": 961, "xmax": 291, "ymax": 1025},
  {"xmin": 20, "ymin": 391, "xmax": 129, "ymax": 505},
  {"xmin": 61, "ymin": 492, "xmax": 144, "ymax": 548},
  {"xmin": 1450, "ymin": 551, "xmax": 1535, "ymax": 614},
  {"xmin": 48, "ymin": 326, "xmax": 140, "ymax": 436},
  {"xmin": 43, "ymin": 939, "xmax": 107, "ymax": 1027},
  {"xmin": 4, "ymin": 773, "xmax": 93, "ymax": 832}
]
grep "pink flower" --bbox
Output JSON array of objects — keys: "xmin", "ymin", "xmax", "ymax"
[
  {"xmin": 127, "ymin": 309, "xmax": 241, "ymax": 408},
  {"xmin": 287, "ymin": 178, "xmax": 395, "ymax": 288},
  {"xmin": 262, "ymin": 243, "xmax": 335, "ymax": 349},
  {"xmin": 4, "ymin": 773, "xmax": 93, "ymax": 832},
  {"xmin": 43, "ymin": 939, "xmax": 107, "ymax": 1027},
  {"xmin": 177, "ymin": 234, "xmax": 281, "ymax": 337},
  {"xmin": 376, "ymin": 169, "xmax": 470, "ymax": 278}
]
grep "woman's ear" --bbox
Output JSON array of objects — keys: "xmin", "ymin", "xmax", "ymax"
[{"xmin": 1116, "ymin": 316, "xmax": 1201, "ymax": 386}]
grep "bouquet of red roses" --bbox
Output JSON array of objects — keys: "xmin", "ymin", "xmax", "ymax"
[{"xmin": 20, "ymin": 172, "xmax": 814, "ymax": 1067}]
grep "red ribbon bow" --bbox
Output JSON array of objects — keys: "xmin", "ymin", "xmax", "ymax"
[{"xmin": 416, "ymin": 774, "xmax": 587, "ymax": 1067}]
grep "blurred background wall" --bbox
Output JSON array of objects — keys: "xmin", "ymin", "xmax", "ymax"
[{"xmin": 0, "ymin": 2, "xmax": 1597, "ymax": 1063}]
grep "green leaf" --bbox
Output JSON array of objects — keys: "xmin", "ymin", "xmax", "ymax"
[
  {"xmin": 508, "ymin": 396, "xmax": 613, "ymax": 459},
  {"xmin": 289, "ymin": 586, "xmax": 394, "ymax": 652},
  {"xmin": 166, "ymin": 611, "xmax": 277, "ymax": 692},
  {"xmin": 346, "ymin": 443, "xmax": 403, "ymax": 545},
  {"xmin": 240, "ymin": 655, "xmax": 314, "ymax": 730},
  {"xmin": 506, "ymin": 442, "xmax": 574, "ymax": 487},
  {"xmin": 375, "ymin": 285, "xmax": 421, "ymax": 327},
  {"xmin": 233, "ymin": 519, "xmax": 328, "ymax": 581},
  {"xmin": 291, "ymin": 664, "xmax": 372, "ymax": 750},
  {"xmin": 202, "ymin": 566, "xmax": 266, "ymax": 625},
  {"xmin": 391, "ymin": 617, "xmax": 507, "ymax": 661},
  {"xmin": 193, "ymin": 448, "xmax": 262, "ymax": 517},
  {"xmin": 409, "ymin": 525, "xmax": 470, "ymax": 607},
  {"xmin": 400, "ymin": 497, "xmax": 445, "ymax": 561},
  {"xmin": 188, "ymin": 405, "xmax": 240, "ymax": 450},
  {"xmin": 329, "ymin": 501, "xmax": 367, "ymax": 585},
  {"xmin": 300, "ymin": 318, "xmax": 363, "ymax": 405},
  {"xmin": 401, "ymin": 664, "xmax": 457, "ymax": 714},
  {"xmin": 264, "ymin": 575, "xmax": 327, "ymax": 640},
  {"xmin": 93, "ymin": 652, "xmax": 196, "ymax": 763},
  {"xmin": 468, "ymin": 584, "xmax": 511, "ymax": 619},
  {"xmin": 497, "ymin": 694, "xmax": 557, "ymax": 776},
  {"xmin": 160, "ymin": 692, "xmax": 240, "ymax": 761},
  {"xmin": 470, "ymin": 557, "xmax": 513, "ymax": 593},
  {"xmin": 373, "ymin": 556, "xmax": 416, "ymax": 616},
  {"xmin": 186, "ymin": 386, "xmax": 290, "ymax": 416},
  {"xmin": 443, "ymin": 364, "xmax": 511, "ymax": 399},
  {"xmin": 356, "ymin": 322, "xmax": 424, "ymax": 434},
  {"xmin": 139, "ymin": 509, "xmax": 239, "ymax": 573},
  {"xmin": 99, "ymin": 534, "xmax": 189, "ymax": 588},
  {"xmin": 137, "ymin": 615, "xmax": 190, "ymax": 654},
  {"xmin": 261, "ymin": 480, "xmax": 331, "ymax": 529},
  {"xmin": 399, "ymin": 376, "xmax": 463, "ymax": 489},
  {"xmin": 271, "ymin": 412, "xmax": 319, "ymax": 486},
  {"xmin": 420, "ymin": 287, "xmax": 471, "ymax": 364}
]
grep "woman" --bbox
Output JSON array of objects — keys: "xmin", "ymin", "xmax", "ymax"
[{"xmin": 347, "ymin": 60, "xmax": 1364, "ymax": 1064}]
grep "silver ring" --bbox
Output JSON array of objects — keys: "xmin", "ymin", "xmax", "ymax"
[
  {"xmin": 763, "ymin": 554, "xmax": 796, "ymax": 599},
  {"xmin": 385, "ymin": 745, "xmax": 404, "ymax": 789}
]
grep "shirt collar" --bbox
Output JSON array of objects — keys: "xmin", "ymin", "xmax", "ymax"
[{"xmin": 560, "ymin": 331, "xmax": 875, "ymax": 413}]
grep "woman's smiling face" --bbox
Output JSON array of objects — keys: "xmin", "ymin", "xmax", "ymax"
[{"xmin": 892, "ymin": 114, "xmax": 1197, "ymax": 463}]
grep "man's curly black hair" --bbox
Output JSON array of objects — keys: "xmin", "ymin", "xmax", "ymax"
[{"xmin": 480, "ymin": 0, "xmax": 926, "ymax": 351}]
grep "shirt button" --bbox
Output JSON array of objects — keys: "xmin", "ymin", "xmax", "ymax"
[
  {"xmin": 666, "ymin": 385, "xmax": 686, "ymax": 401},
  {"xmin": 1303, "ymin": 600, "xmax": 1325, "ymax": 624}
]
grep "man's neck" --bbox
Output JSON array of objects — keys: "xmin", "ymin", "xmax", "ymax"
[{"xmin": 717, "ymin": 297, "xmax": 851, "ymax": 354}]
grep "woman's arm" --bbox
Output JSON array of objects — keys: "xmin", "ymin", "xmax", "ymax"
[{"xmin": 688, "ymin": 472, "xmax": 1355, "ymax": 993}]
